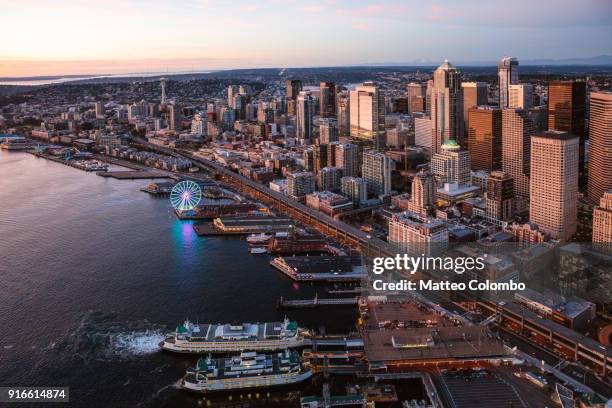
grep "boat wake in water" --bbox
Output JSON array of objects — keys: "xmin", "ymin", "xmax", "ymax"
[{"xmin": 56, "ymin": 310, "xmax": 168, "ymax": 362}]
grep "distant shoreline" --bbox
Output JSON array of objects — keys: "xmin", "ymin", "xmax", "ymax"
[
  {"xmin": 2, "ymin": 63, "xmax": 612, "ymax": 87},
  {"xmin": 0, "ymin": 71, "xmax": 213, "ymax": 86}
]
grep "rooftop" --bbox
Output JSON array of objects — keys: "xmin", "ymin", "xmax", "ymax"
[
  {"xmin": 534, "ymin": 130, "xmax": 578, "ymax": 141},
  {"xmin": 363, "ymin": 326, "xmax": 506, "ymax": 362},
  {"xmin": 436, "ymin": 58, "xmax": 458, "ymax": 71}
]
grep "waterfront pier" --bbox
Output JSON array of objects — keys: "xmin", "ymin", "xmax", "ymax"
[
  {"xmin": 98, "ymin": 170, "xmax": 170, "ymax": 179},
  {"xmin": 277, "ymin": 294, "xmax": 359, "ymax": 309}
]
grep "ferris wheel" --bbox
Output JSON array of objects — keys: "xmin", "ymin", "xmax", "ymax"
[{"xmin": 170, "ymin": 180, "xmax": 202, "ymax": 211}]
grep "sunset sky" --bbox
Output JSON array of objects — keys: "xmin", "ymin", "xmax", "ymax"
[{"xmin": 1, "ymin": 0, "xmax": 611, "ymax": 77}]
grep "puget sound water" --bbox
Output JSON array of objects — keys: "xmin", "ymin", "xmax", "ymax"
[{"xmin": 0, "ymin": 150, "xmax": 357, "ymax": 407}]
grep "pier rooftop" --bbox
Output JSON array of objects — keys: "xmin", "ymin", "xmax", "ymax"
[
  {"xmin": 215, "ymin": 215, "xmax": 293, "ymax": 230},
  {"xmin": 98, "ymin": 170, "xmax": 170, "ymax": 179},
  {"xmin": 359, "ymin": 300, "xmax": 454, "ymax": 330},
  {"xmin": 271, "ymin": 255, "xmax": 366, "ymax": 282},
  {"xmin": 194, "ymin": 215, "xmax": 294, "ymax": 235},
  {"xmin": 362, "ymin": 325, "xmax": 506, "ymax": 366},
  {"xmin": 280, "ymin": 256, "xmax": 354, "ymax": 274}
]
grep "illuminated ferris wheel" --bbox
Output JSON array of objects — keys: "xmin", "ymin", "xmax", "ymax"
[{"xmin": 170, "ymin": 180, "xmax": 202, "ymax": 211}]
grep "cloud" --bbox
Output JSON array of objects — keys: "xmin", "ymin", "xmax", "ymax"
[
  {"xmin": 237, "ymin": 4, "xmax": 261, "ymax": 12},
  {"xmin": 301, "ymin": 5, "xmax": 324, "ymax": 13},
  {"xmin": 351, "ymin": 22, "xmax": 375, "ymax": 32},
  {"xmin": 336, "ymin": 4, "xmax": 386, "ymax": 16}
]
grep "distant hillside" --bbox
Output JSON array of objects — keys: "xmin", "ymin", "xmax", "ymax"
[
  {"xmin": 361, "ymin": 55, "xmax": 612, "ymax": 67},
  {"xmin": 523, "ymin": 55, "xmax": 612, "ymax": 66}
]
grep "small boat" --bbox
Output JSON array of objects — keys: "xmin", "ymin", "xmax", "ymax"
[
  {"xmin": 246, "ymin": 233, "xmax": 273, "ymax": 245},
  {"xmin": 250, "ymin": 247, "xmax": 268, "ymax": 254},
  {"xmin": 1, "ymin": 137, "xmax": 32, "ymax": 150}
]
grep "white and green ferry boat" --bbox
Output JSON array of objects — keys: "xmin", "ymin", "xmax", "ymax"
[
  {"xmin": 160, "ymin": 317, "xmax": 304, "ymax": 354},
  {"xmin": 181, "ymin": 350, "xmax": 312, "ymax": 393}
]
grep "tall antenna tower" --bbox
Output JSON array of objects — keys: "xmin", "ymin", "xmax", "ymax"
[{"xmin": 160, "ymin": 77, "xmax": 168, "ymax": 105}]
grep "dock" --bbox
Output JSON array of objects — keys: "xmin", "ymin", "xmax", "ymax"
[
  {"xmin": 193, "ymin": 215, "xmax": 294, "ymax": 236},
  {"xmin": 140, "ymin": 181, "xmax": 176, "ymax": 195},
  {"xmin": 97, "ymin": 170, "xmax": 170, "ymax": 179},
  {"xmin": 270, "ymin": 256, "xmax": 366, "ymax": 282},
  {"xmin": 326, "ymin": 287, "xmax": 363, "ymax": 295},
  {"xmin": 277, "ymin": 294, "xmax": 359, "ymax": 309}
]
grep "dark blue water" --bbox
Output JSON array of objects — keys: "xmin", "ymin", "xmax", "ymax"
[{"xmin": 0, "ymin": 151, "xmax": 356, "ymax": 407}]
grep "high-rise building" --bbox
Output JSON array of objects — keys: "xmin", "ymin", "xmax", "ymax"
[
  {"xmin": 341, "ymin": 176, "xmax": 368, "ymax": 207},
  {"xmin": 191, "ymin": 113, "xmax": 208, "ymax": 137},
  {"xmin": 508, "ymin": 84, "xmax": 533, "ymax": 109},
  {"xmin": 592, "ymin": 191, "xmax": 612, "ymax": 254},
  {"xmin": 285, "ymin": 79, "xmax": 302, "ymax": 115},
  {"xmin": 462, "ymin": 82, "xmax": 488, "ymax": 136},
  {"xmin": 587, "ymin": 92, "xmax": 612, "ymax": 204},
  {"xmin": 313, "ymin": 143, "xmax": 328, "ymax": 174},
  {"xmin": 317, "ymin": 166, "xmax": 343, "ymax": 192},
  {"xmin": 485, "ymin": 171, "xmax": 514, "ymax": 222},
  {"xmin": 336, "ymin": 91, "xmax": 350, "ymax": 138},
  {"xmin": 425, "ymin": 80, "xmax": 433, "ymax": 115},
  {"xmin": 319, "ymin": 118, "xmax": 338, "ymax": 144},
  {"xmin": 335, "ymin": 143, "xmax": 359, "ymax": 177},
  {"xmin": 219, "ymin": 106, "xmax": 235, "ymax": 131},
  {"xmin": 326, "ymin": 141, "xmax": 339, "ymax": 167},
  {"xmin": 232, "ymin": 94, "xmax": 246, "ymax": 120},
  {"xmin": 547, "ymin": 80, "xmax": 586, "ymax": 175},
  {"xmin": 303, "ymin": 148, "xmax": 314, "ymax": 172},
  {"xmin": 431, "ymin": 59, "xmax": 463, "ymax": 154},
  {"xmin": 349, "ymin": 81, "xmax": 385, "ymax": 148},
  {"xmin": 407, "ymin": 168, "xmax": 436, "ymax": 218},
  {"xmin": 168, "ymin": 104, "xmax": 181, "ymax": 131},
  {"xmin": 414, "ymin": 116, "xmax": 432, "ymax": 149},
  {"xmin": 127, "ymin": 104, "xmax": 138, "ymax": 123},
  {"xmin": 530, "ymin": 131, "xmax": 579, "ymax": 241},
  {"xmin": 319, "ymin": 81, "xmax": 337, "ymax": 118},
  {"xmin": 502, "ymin": 108, "xmax": 534, "ymax": 198},
  {"xmin": 407, "ymin": 82, "xmax": 425, "ymax": 114},
  {"xmin": 285, "ymin": 79, "xmax": 302, "ymax": 101},
  {"xmin": 296, "ymin": 91, "xmax": 314, "ymax": 142},
  {"xmin": 95, "ymin": 101, "xmax": 105, "ymax": 118},
  {"xmin": 527, "ymin": 106, "xmax": 547, "ymax": 132},
  {"xmin": 227, "ymin": 85, "xmax": 239, "ymax": 106},
  {"xmin": 286, "ymin": 171, "xmax": 315, "ymax": 200},
  {"xmin": 386, "ymin": 127, "xmax": 409, "ymax": 148},
  {"xmin": 498, "ymin": 57, "xmax": 519, "ymax": 108},
  {"xmin": 257, "ymin": 107, "xmax": 274, "ymax": 124},
  {"xmin": 362, "ymin": 151, "xmax": 394, "ymax": 196},
  {"xmin": 389, "ymin": 211, "xmax": 449, "ymax": 256},
  {"xmin": 468, "ymin": 106, "xmax": 502, "ymax": 171},
  {"xmin": 431, "ymin": 139, "xmax": 471, "ymax": 186}
]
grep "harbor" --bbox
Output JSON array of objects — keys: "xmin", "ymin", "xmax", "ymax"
[{"xmin": 4, "ymin": 149, "xmax": 607, "ymax": 407}]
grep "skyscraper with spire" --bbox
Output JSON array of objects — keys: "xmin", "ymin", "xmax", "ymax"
[{"xmin": 430, "ymin": 59, "xmax": 463, "ymax": 154}]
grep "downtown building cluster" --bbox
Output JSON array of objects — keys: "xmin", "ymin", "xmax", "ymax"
[{"xmin": 2, "ymin": 58, "xmax": 611, "ymax": 307}]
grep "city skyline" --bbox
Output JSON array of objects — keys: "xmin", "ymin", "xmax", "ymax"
[
  {"xmin": 1, "ymin": 1, "xmax": 612, "ymax": 405},
  {"xmin": 1, "ymin": 0, "xmax": 612, "ymax": 77}
]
